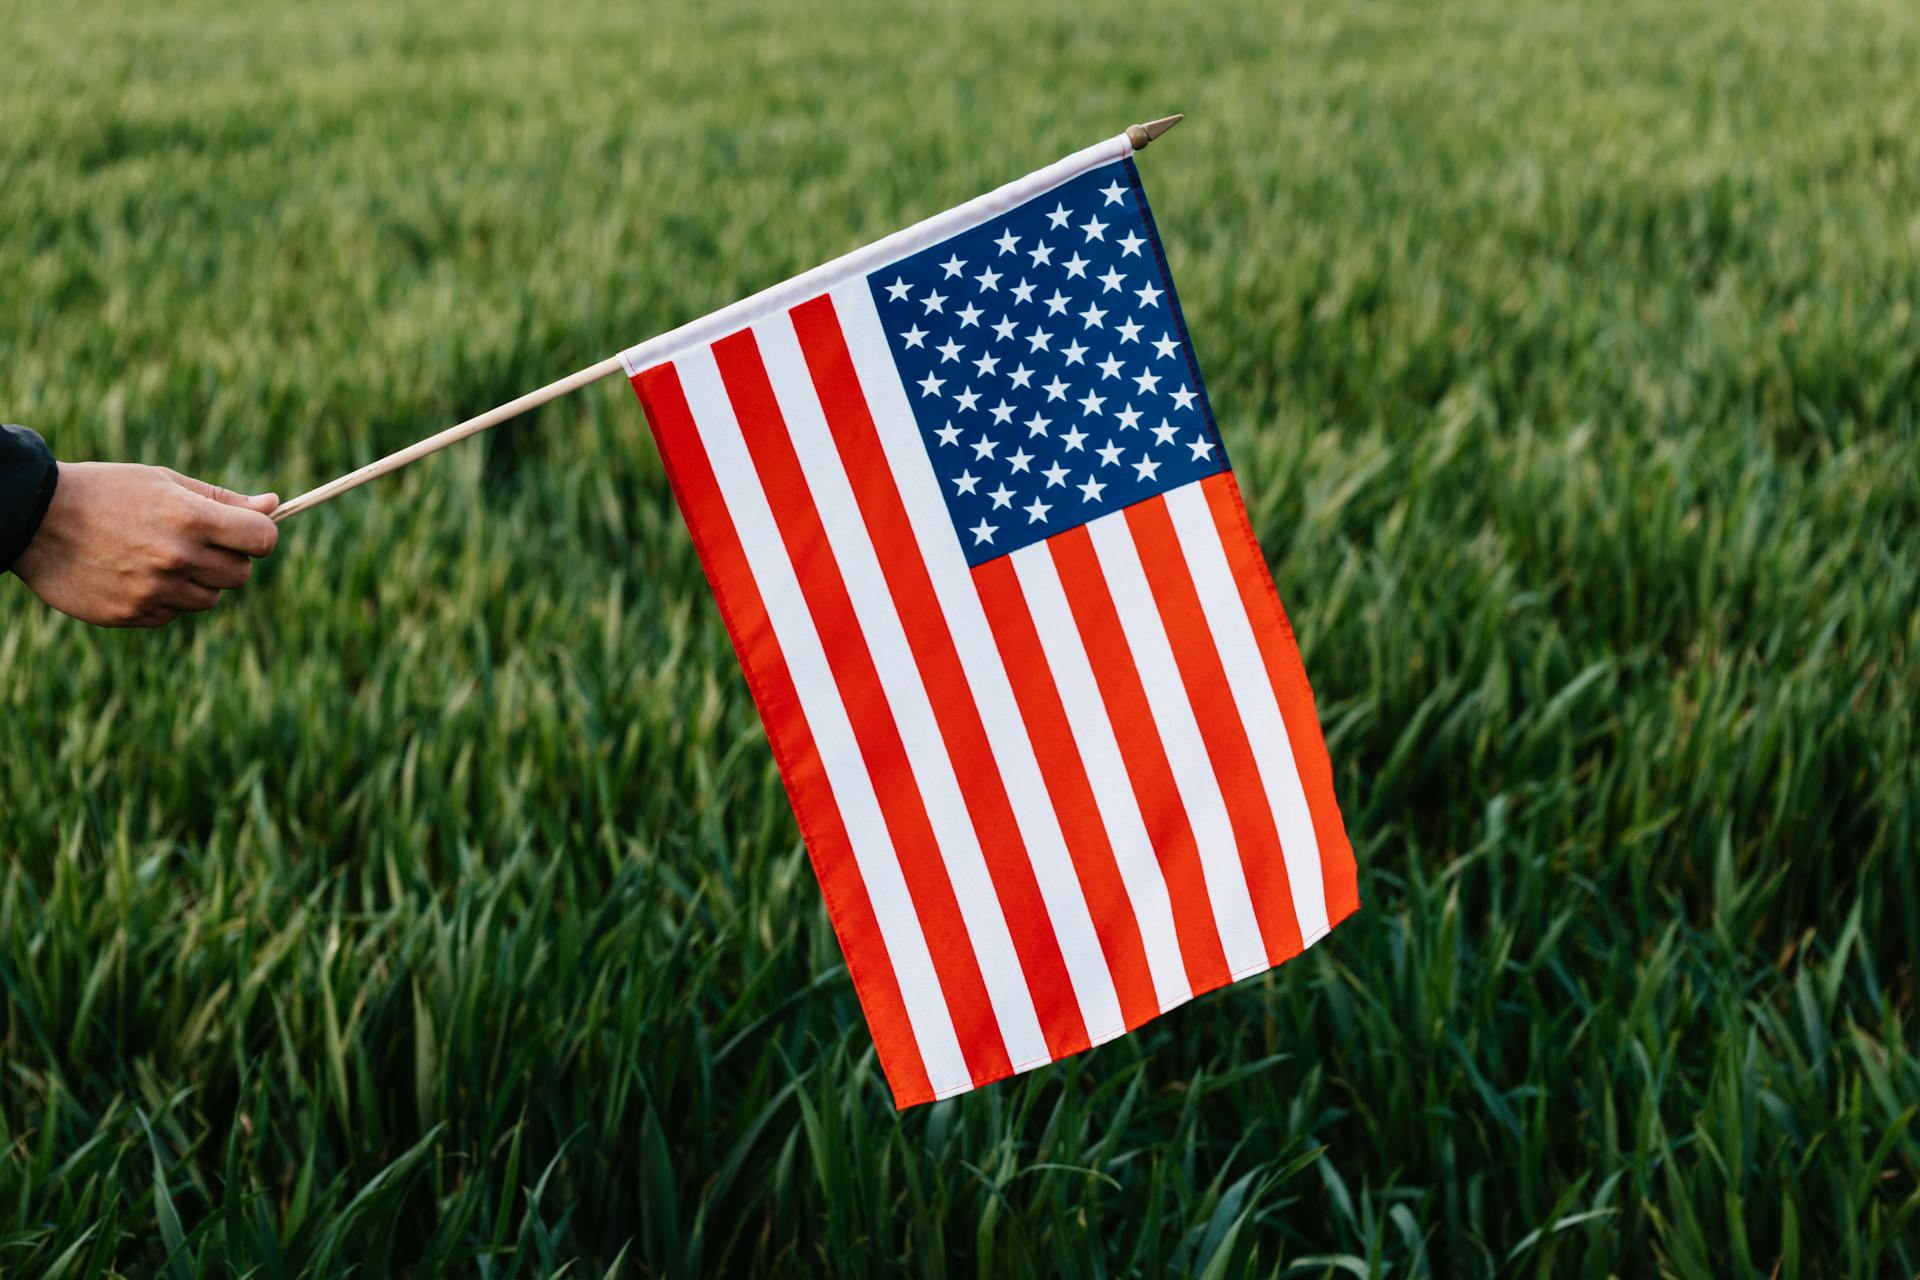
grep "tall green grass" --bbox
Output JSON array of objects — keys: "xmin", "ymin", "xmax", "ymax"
[{"xmin": 2, "ymin": 0, "xmax": 1916, "ymax": 1273}]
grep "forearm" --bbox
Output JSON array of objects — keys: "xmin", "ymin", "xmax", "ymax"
[{"xmin": 0, "ymin": 424, "xmax": 60, "ymax": 573}]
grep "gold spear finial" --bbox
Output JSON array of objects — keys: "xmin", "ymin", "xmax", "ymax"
[{"xmin": 1127, "ymin": 114, "xmax": 1185, "ymax": 151}]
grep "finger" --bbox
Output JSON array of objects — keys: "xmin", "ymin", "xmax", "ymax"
[
  {"xmin": 186, "ymin": 547, "xmax": 253, "ymax": 591},
  {"xmin": 131, "ymin": 605, "xmax": 182, "ymax": 629},
  {"xmin": 166, "ymin": 469, "xmax": 279, "ymax": 513},
  {"xmin": 160, "ymin": 581, "xmax": 222, "ymax": 613},
  {"xmin": 186, "ymin": 494, "xmax": 280, "ymax": 558}
]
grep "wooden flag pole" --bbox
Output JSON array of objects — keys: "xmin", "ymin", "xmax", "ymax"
[
  {"xmin": 271, "ymin": 114, "xmax": 1183, "ymax": 523},
  {"xmin": 271, "ymin": 354, "xmax": 626, "ymax": 521}
]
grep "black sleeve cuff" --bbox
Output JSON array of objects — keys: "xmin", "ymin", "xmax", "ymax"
[{"xmin": 1, "ymin": 425, "xmax": 59, "ymax": 573}]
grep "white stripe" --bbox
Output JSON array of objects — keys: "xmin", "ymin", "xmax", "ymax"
[
  {"xmin": 672, "ymin": 349, "xmax": 972, "ymax": 1094},
  {"xmin": 1004, "ymin": 543, "xmax": 1198, "ymax": 1011},
  {"xmin": 823, "ymin": 284, "xmax": 1136, "ymax": 1043},
  {"xmin": 748, "ymin": 315, "xmax": 1053, "ymax": 1070},
  {"xmin": 620, "ymin": 132, "xmax": 1133, "ymax": 376},
  {"xmin": 1082, "ymin": 511, "xmax": 1270, "ymax": 976},
  {"xmin": 1165, "ymin": 483, "xmax": 1331, "ymax": 940}
]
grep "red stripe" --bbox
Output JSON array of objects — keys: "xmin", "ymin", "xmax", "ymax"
[
  {"xmin": 788, "ymin": 297, "xmax": 1094, "ymax": 1059},
  {"xmin": 969, "ymin": 555, "xmax": 1163, "ymax": 1031},
  {"xmin": 1200, "ymin": 472, "xmax": 1360, "ymax": 926},
  {"xmin": 631, "ymin": 363, "xmax": 934, "ymax": 1106},
  {"xmin": 1044, "ymin": 525, "xmax": 1233, "ymax": 993},
  {"xmin": 1126, "ymin": 496, "xmax": 1305, "ymax": 962},
  {"xmin": 707, "ymin": 330, "xmax": 1014, "ymax": 1086}
]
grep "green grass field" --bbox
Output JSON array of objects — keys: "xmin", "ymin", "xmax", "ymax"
[{"xmin": 4, "ymin": 0, "xmax": 1918, "ymax": 1273}]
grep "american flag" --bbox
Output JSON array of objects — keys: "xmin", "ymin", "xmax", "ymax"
[{"xmin": 624, "ymin": 134, "xmax": 1358, "ymax": 1107}]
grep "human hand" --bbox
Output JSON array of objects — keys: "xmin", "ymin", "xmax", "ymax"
[{"xmin": 12, "ymin": 463, "xmax": 280, "ymax": 627}]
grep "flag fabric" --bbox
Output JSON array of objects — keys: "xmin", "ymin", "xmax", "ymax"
[{"xmin": 621, "ymin": 130, "xmax": 1359, "ymax": 1108}]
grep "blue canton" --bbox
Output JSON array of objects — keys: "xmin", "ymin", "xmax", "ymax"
[{"xmin": 868, "ymin": 158, "xmax": 1227, "ymax": 566}]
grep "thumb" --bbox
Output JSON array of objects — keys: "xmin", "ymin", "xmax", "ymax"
[{"xmin": 164, "ymin": 468, "xmax": 278, "ymax": 511}]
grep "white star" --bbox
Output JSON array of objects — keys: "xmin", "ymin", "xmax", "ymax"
[
  {"xmin": 974, "ymin": 266, "xmax": 1002, "ymax": 291},
  {"xmin": 971, "ymin": 434, "xmax": 998, "ymax": 459},
  {"xmin": 957, "ymin": 303, "xmax": 983, "ymax": 328},
  {"xmin": 1024, "ymin": 497, "xmax": 1052, "ymax": 524},
  {"xmin": 1044, "ymin": 289, "xmax": 1070, "ymax": 316},
  {"xmin": 1062, "ymin": 339, "xmax": 1088, "ymax": 365},
  {"xmin": 1096, "ymin": 439, "xmax": 1124, "ymax": 467},
  {"xmin": 1170, "ymin": 387, "xmax": 1198, "ymax": 410},
  {"xmin": 1008, "ymin": 447, "xmax": 1034, "ymax": 472},
  {"xmin": 1027, "ymin": 327, "xmax": 1053, "ymax": 352},
  {"xmin": 1188, "ymin": 436, "xmax": 1216, "ymax": 461},
  {"xmin": 885, "ymin": 277, "xmax": 912, "ymax": 302},
  {"xmin": 902, "ymin": 324, "xmax": 928, "ymax": 348},
  {"xmin": 974, "ymin": 352, "xmax": 1000, "ymax": 377},
  {"xmin": 953, "ymin": 470, "xmax": 980, "ymax": 495},
  {"xmin": 1025, "ymin": 412, "xmax": 1052, "ymax": 436},
  {"xmin": 969, "ymin": 518, "xmax": 997, "ymax": 545},
  {"xmin": 1134, "ymin": 368, "xmax": 1161, "ymax": 395},
  {"xmin": 991, "ymin": 316, "xmax": 1018, "ymax": 341},
  {"xmin": 1046, "ymin": 203, "xmax": 1071, "ymax": 229},
  {"xmin": 1011, "ymin": 279, "xmax": 1036, "ymax": 304},
  {"xmin": 1117, "ymin": 318, "xmax": 1143, "ymax": 344},
  {"xmin": 1115, "ymin": 404, "xmax": 1143, "ymax": 430},
  {"xmin": 1008, "ymin": 364, "xmax": 1034, "ymax": 389},
  {"xmin": 1042, "ymin": 376, "xmax": 1068, "ymax": 401},
  {"xmin": 922, "ymin": 290, "xmax": 947, "ymax": 313},
  {"xmin": 934, "ymin": 421, "xmax": 962, "ymax": 446},
  {"xmin": 994, "ymin": 228, "xmax": 1020, "ymax": 255},
  {"xmin": 955, "ymin": 387, "xmax": 981, "ymax": 412},
  {"xmin": 1062, "ymin": 253, "xmax": 1090, "ymax": 279},
  {"xmin": 1062, "ymin": 425, "xmax": 1089, "ymax": 451},
  {"xmin": 1029, "ymin": 241, "xmax": 1054, "ymax": 267},
  {"xmin": 988, "ymin": 483, "xmax": 1014, "ymax": 509},
  {"xmin": 1099, "ymin": 180, "xmax": 1127, "ymax": 206},
  {"xmin": 1081, "ymin": 216, "xmax": 1108, "ymax": 241},
  {"xmin": 1098, "ymin": 268, "xmax": 1126, "ymax": 293},
  {"xmin": 1152, "ymin": 418, "xmax": 1178, "ymax": 446},
  {"xmin": 1079, "ymin": 475, "xmax": 1107, "ymax": 502},
  {"xmin": 1132, "ymin": 454, "xmax": 1161, "ymax": 482},
  {"xmin": 1152, "ymin": 333, "xmax": 1180, "ymax": 359},
  {"xmin": 918, "ymin": 373, "xmax": 945, "ymax": 397},
  {"xmin": 1118, "ymin": 231, "xmax": 1146, "ymax": 257},
  {"xmin": 989, "ymin": 398, "xmax": 1015, "ymax": 424},
  {"xmin": 1079, "ymin": 302, "xmax": 1107, "ymax": 328},
  {"xmin": 1077, "ymin": 390, "xmax": 1105, "ymax": 417},
  {"xmin": 1134, "ymin": 282, "xmax": 1163, "ymax": 308},
  {"xmin": 1042, "ymin": 462, "xmax": 1070, "ymax": 488},
  {"xmin": 936, "ymin": 338, "xmax": 963, "ymax": 363},
  {"xmin": 1097, "ymin": 354, "xmax": 1124, "ymax": 380},
  {"xmin": 941, "ymin": 254, "xmax": 967, "ymax": 278}
]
